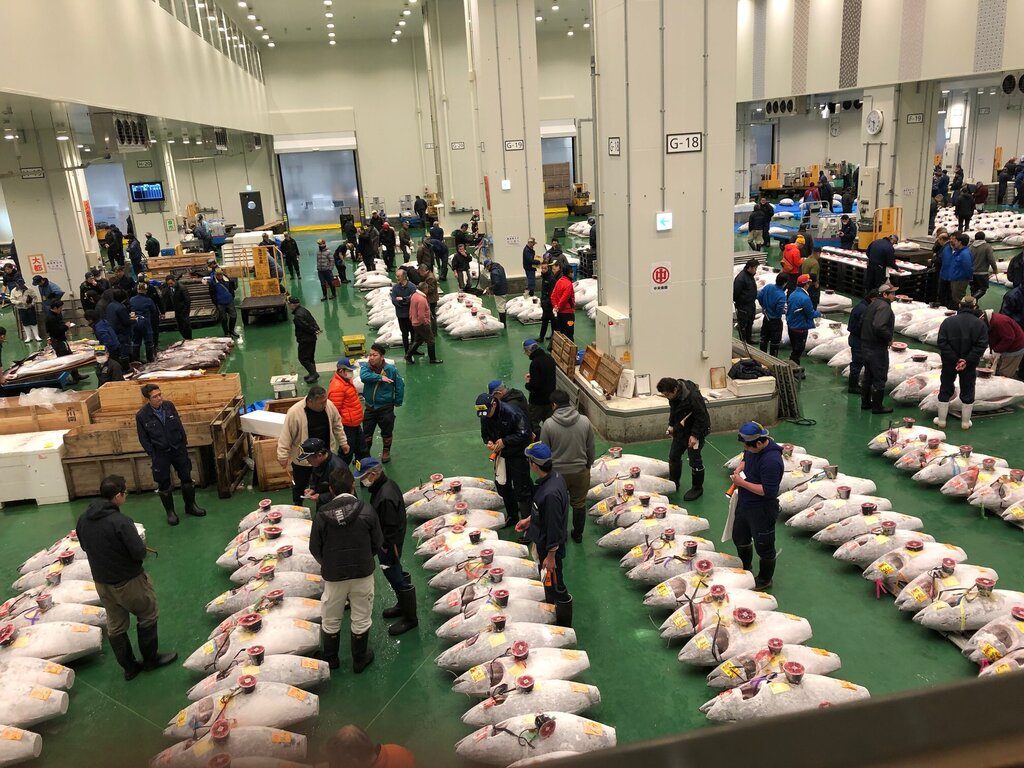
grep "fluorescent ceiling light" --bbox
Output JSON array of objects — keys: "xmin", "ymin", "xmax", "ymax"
[
  {"xmin": 567, "ymin": 27, "xmax": 574, "ymax": 36},
  {"xmin": 403, "ymin": 8, "xmax": 411, "ymax": 15},
  {"xmin": 329, "ymin": 32, "xmax": 336, "ymax": 37},
  {"xmin": 325, "ymin": 11, "xmax": 333, "ymax": 17},
  {"xmin": 255, "ymin": 24, "xmax": 264, "ymax": 30},
  {"xmin": 247, "ymin": 13, "xmax": 256, "ymax": 21},
  {"xmin": 56, "ymin": 133, "xmax": 70, "ymax": 141},
  {"xmin": 262, "ymin": 33, "xmax": 269, "ymax": 39},
  {"xmin": 536, "ymin": 14, "xmax": 543, "ymax": 21},
  {"xmin": 237, "ymin": 1, "xmax": 246, "ymax": 6},
  {"xmin": 327, "ymin": 22, "xmax": 335, "ymax": 28},
  {"xmin": 329, "ymin": 40, "xmax": 337, "ymax": 45},
  {"xmin": 395, "ymin": 29, "xmax": 402, "ymax": 35},
  {"xmin": 268, "ymin": 41, "xmax": 275, "ymax": 47},
  {"xmin": 398, "ymin": 20, "xmax": 405, "ymax": 26},
  {"xmin": 391, "ymin": 37, "xmax": 398, "ymax": 43},
  {"xmin": 552, "ymin": 3, "xmax": 559, "ymax": 9},
  {"xmin": 323, "ymin": 0, "xmax": 332, "ymax": 5},
  {"xmin": 583, "ymin": 19, "xmax": 590, "ymax": 28}
]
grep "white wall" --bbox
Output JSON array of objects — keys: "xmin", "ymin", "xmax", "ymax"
[
  {"xmin": 536, "ymin": 30, "xmax": 595, "ymax": 189},
  {"xmin": 262, "ymin": 39, "xmax": 433, "ymax": 219},
  {"xmin": 774, "ymin": 104, "xmax": 866, "ymax": 170},
  {"xmin": 0, "ymin": 181, "xmax": 13, "ymax": 242},
  {"xmin": 0, "ymin": 0, "xmax": 268, "ymax": 133}
]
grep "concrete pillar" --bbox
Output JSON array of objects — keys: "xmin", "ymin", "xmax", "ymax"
[
  {"xmin": 121, "ymin": 146, "xmax": 173, "ymax": 244},
  {"xmin": 464, "ymin": 0, "xmax": 545, "ymax": 278},
  {"xmin": 592, "ymin": 0, "xmax": 736, "ymax": 387},
  {"xmin": 0, "ymin": 124, "xmax": 98, "ymax": 291}
]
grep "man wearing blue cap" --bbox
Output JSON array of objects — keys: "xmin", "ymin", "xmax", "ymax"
[
  {"xmin": 488, "ymin": 379, "xmax": 529, "ymax": 423},
  {"xmin": 516, "ymin": 441, "xmax": 572, "ymax": 626},
  {"xmin": 353, "ymin": 457, "xmax": 417, "ymax": 636},
  {"xmin": 476, "ymin": 391, "xmax": 534, "ymax": 533},
  {"xmin": 524, "ymin": 339, "xmax": 557, "ymax": 428},
  {"xmin": 298, "ymin": 437, "xmax": 348, "ymax": 510},
  {"xmin": 729, "ymin": 421, "xmax": 784, "ymax": 589}
]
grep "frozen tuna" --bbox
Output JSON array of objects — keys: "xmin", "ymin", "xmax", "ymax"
[
  {"xmin": 185, "ymin": 653, "xmax": 330, "ymax": 701},
  {"xmin": 211, "ymin": 596, "xmax": 322, "ymax": 640},
  {"xmin": 435, "ymin": 620, "xmax": 576, "ymax": 672},
  {"xmin": 0, "ymin": 594, "xmax": 106, "ymax": 630},
  {"xmin": 403, "ymin": 475, "xmax": 496, "ymax": 506},
  {"xmin": 778, "ymin": 469, "xmax": 877, "ymax": 514},
  {"xmin": 184, "ymin": 615, "xmax": 321, "ymax": 672},
  {"xmin": 977, "ymin": 650, "xmax": 1024, "ymax": 677},
  {"xmin": 413, "ymin": 509, "xmax": 507, "ymax": 541},
  {"xmin": 164, "ymin": 680, "xmax": 318, "ymax": 739},
  {"xmin": 206, "ymin": 571, "xmax": 324, "ymax": 616},
  {"xmin": 0, "ymin": 622, "xmax": 102, "ymax": 664},
  {"xmin": 595, "ymin": 499, "xmax": 684, "ymax": 528},
  {"xmin": 660, "ymin": 587, "xmax": 778, "ymax": 640},
  {"xmin": 433, "ymin": 573, "xmax": 547, "ymax": 617},
  {"xmin": 507, "ymin": 752, "xmax": 582, "ymax": 767},
  {"xmin": 229, "ymin": 550, "xmax": 321, "ymax": 585},
  {"xmin": 778, "ymin": 458, "xmax": 838, "ymax": 493},
  {"xmin": 1002, "ymin": 502, "xmax": 1024, "ymax": 530},
  {"xmin": 436, "ymin": 597, "xmax": 556, "ymax": 641},
  {"xmin": 627, "ymin": 550, "xmax": 744, "ymax": 584},
  {"xmin": 642, "ymin": 567, "xmax": 756, "ymax": 610},
  {"xmin": 415, "ymin": 527, "xmax": 499, "ymax": 557},
  {"xmin": 0, "ymin": 658, "xmax": 75, "ymax": 690},
  {"xmin": 423, "ymin": 541, "xmax": 530, "ymax": 572},
  {"xmin": 785, "ymin": 494, "xmax": 894, "ymax": 532},
  {"xmin": 678, "ymin": 609, "xmax": 812, "ymax": 666},
  {"xmin": 217, "ymin": 535, "xmax": 311, "ymax": 570},
  {"xmin": 6, "ymin": 580, "xmax": 101, "ymax": 608},
  {"xmin": 965, "ymin": 468, "xmax": 1024, "ymax": 509},
  {"xmin": 150, "ymin": 724, "xmax": 307, "ymax": 768},
  {"xmin": 598, "ymin": 514, "xmax": 710, "ymax": 551},
  {"xmin": 12, "ymin": 555, "xmax": 93, "ymax": 592},
  {"xmin": 0, "ymin": 682, "xmax": 68, "ymax": 728},
  {"xmin": 913, "ymin": 580, "xmax": 1024, "ymax": 632},
  {"xmin": 618, "ymin": 535, "xmax": 718, "ymax": 569},
  {"xmin": 0, "ymin": 726, "xmax": 41, "ymax": 767},
  {"xmin": 17, "ymin": 524, "xmax": 145, "ymax": 575},
  {"xmin": 584, "ymin": 472, "xmax": 676, "ymax": 502},
  {"xmin": 406, "ymin": 484, "xmax": 505, "ymax": 520},
  {"xmin": 811, "ymin": 509, "xmax": 925, "ymax": 546},
  {"xmin": 863, "ymin": 541, "xmax": 968, "ymax": 595},
  {"xmin": 462, "ymin": 679, "xmax": 601, "ymax": 726},
  {"xmin": 833, "ymin": 528, "xmax": 936, "ymax": 568},
  {"xmin": 892, "ymin": 440, "xmax": 956, "ymax": 471},
  {"xmin": 429, "ymin": 556, "xmax": 540, "ymax": 591},
  {"xmin": 894, "ymin": 562, "xmax": 999, "ymax": 613},
  {"xmin": 237, "ymin": 503, "xmax": 311, "ymax": 532},
  {"xmin": 706, "ymin": 641, "xmax": 841, "ymax": 689},
  {"xmin": 589, "ymin": 449, "xmax": 670, "ymax": 483},
  {"xmin": 456, "ymin": 713, "xmax": 616, "ymax": 765},
  {"xmin": 700, "ymin": 669, "xmax": 868, "ymax": 721},
  {"xmin": 587, "ymin": 490, "xmax": 670, "ymax": 519},
  {"xmin": 226, "ymin": 520, "xmax": 312, "ymax": 550},
  {"xmin": 725, "ymin": 443, "xmax": 807, "ymax": 471},
  {"xmin": 911, "ymin": 446, "xmax": 1008, "ymax": 485},
  {"xmin": 453, "ymin": 646, "xmax": 591, "ymax": 696},
  {"xmin": 964, "ymin": 607, "xmax": 1024, "ymax": 664}
]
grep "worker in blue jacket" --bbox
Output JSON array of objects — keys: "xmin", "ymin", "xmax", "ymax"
[
  {"xmin": 477, "ymin": 391, "xmax": 534, "ymax": 537},
  {"xmin": 127, "ymin": 283, "xmax": 158, "ymax": 363},
  {"xmin": 939, "ymin": 232, "xmax": 975, "ymax": 307},
  {"xmin": 360, "ymin": 343, "xmax": 405, "ymax": 464},
  {"xmin": 105, "ymin": 290, "xmax": 132, "ymax": 367},
  {"xmin": 785, "ymin": 275, "xmax": 821, "ymax": 376},
  {"xmin": 757, "ymin": 273, "xmax": 788, "ymax": 359}
]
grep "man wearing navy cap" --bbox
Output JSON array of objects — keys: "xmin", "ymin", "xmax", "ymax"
[
  {"xmin": 728, "ymin": 421, "xmax": 784, "ymax": 589},
  {"xmin": 298, "ymin": 437, "xmax": 348, "ymax": 510},
  {"xmin": 476, "ymin": 391, "xmax": 533, "ymax": 532},
  {"xmin": 488, "ymin": 379, "xmax": 529, "ymax": 423},
  {"xmin": 516, "ymin": 441, "xmax": 572, "ymax": 626}
]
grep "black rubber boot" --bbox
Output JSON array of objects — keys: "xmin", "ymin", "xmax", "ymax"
[
  {"xmin": 682, "ymin": 469, "xmax": 705, "ymax": 502},
  {"xmin": 351, "ymin": 631, "xmax": 375, "ymax": 673},
  {"xmin": 160, "ymin": 491, "xmax": 179, "ymax": 527},
  {"xmin": 736, "ymin": 543, "xmax": 754, "ymax": 572},
  {"xmin": 499, "ymin": 312, "xmax": 507, "ymax": 327},
  {"xmin": 137, "ymin": 622, "xmax": 177, "ymax": 671},
  {"xmin": 847, "ymin": 374, "xmax": 861, "ymax": 394},
  {"xmin": 383, "ymin": 572, "xmax": 410, "ymax": 619},
  {"xmin": 754, "ymin": 557, "xmax": 777, "ymax": 590},
  {"xmin": 871, "ymin": 389, "xmax": 893, "ymax": 415},
  {"xmin": 321, "ymin": 630, "xmax": 341, "ymax": 670},
  {"xmin": 571, "ymin": 508, "xmax": 585, "ymax": 543},
  {"xmin": 108, "ymin": 633, "xmax": 142, "ymax": 681},
  {"xmin": 860, "ymin": 387, "xmax": 873, "ymax": 411},
  {"xmin": 388, "ymin": 586, "xmax": 419, "ymax": 636},
  {"xmin": 769, "ymin": 345, "xmax": 780, "ymax": 359},
  {"xmin": 181, "ymin": 483, "xmax": 206, "ymax": 517},
  {"xmin": 554, "ymin": 596, "xmax": 573, "ymax": 628}
]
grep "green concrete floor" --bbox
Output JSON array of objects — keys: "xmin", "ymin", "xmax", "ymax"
[{"xmin": 2, "ymin": 226, "xmax": 1022, "ymax": 767}]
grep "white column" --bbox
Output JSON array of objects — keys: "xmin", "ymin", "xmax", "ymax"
[
  {"xmin": 592, "ymin": 0, "xmax": 736, "ymax": 387},
  {"xmin": 464, "ymin": 0, "xmax": 545, "ymax": 278},
  {"xmin": 121, "ymin": 146, "xmax": 173, "ymax": 243}
]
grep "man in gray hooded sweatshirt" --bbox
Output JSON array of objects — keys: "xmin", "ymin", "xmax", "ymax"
[{"xmin": 540, "ymin": 389, "xmax": 596, "ymax": 542}]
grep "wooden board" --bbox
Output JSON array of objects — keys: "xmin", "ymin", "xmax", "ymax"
[
  {"xmin": 594, "ymin": 353, "xmax": 624, "ymax": 397},
  {"xmin": 63, "ymin": 446, "xmax": 207, "ymax": 498},
  {"xmin": 0, "ymin": 391, "xmax": 99, "ymax": 435},
  {"xmin": 97, "ymin": 374, "xmax": 242, "ymax": 412},
  {"xmin": 254, "ymin": 436, "xmax": 290, "ymax": 491},
  {"xmin": 550, "ymin": 333, "xmax": 577, "ymax": 378},
  {"xmin": 579, "ymin": 344, "xmax": 601, "ymax": 382},
  {"xmin": 211, "ymin": 395, "xmax": 250, "ymax": 499}
]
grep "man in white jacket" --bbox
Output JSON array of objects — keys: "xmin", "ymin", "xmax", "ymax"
[
  {"xmin": 277, "ymin": 386, "xmax": 349, "ymax": 504},
  {"xmin": 539, "ymin": 389, "xmax": 595, "ymax": 543}
]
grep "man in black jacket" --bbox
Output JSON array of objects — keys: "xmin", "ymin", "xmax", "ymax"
[
  {"xmin": 846, "ymin": 291, "xmax": 875, "ymax": 393},
  {"xmin": 309, "ymin": 467, "xmax": 382, "ymax": 672},
  {"xmin": 515, "ymin": 441, "xmax": 572, "ymax": 626},
  {"xmin": 144, "ymin": 232, "xmax": 161, "ymax": 259},
  {"xmin": 76, "ymin": 474, "xmax": 176, "ymax": 680},
  {"xmin": 136, "ymin": 383, "xmax": 206, "ymax": 525},
  {"xmin": 282, "ymin": 233, "xmax": 301, "ymax": 279},
  {"xmin": 354, "ymin": 457, "xmax": 417, "ymax": 636},
  {"xmin": 44, "ymin": 300, "xmax": 86, "ymax": 383},
  {"xmin": 656, "ymin": 376, "xmax": 711, "ymax": 501},
  {"xmin": 379, "ymin": 223, "xmax": 397, "ymax": 272},
  {"xmin": 298, "ymin": 437, "xmax": 348, "ymax": 509},
  {"xmin": 934, "ymin": 297, "xmax": 989, "ymax": 431},
  {"xmin": 476, "ymin": 391, "xmax": 534, "ymax": 534},
  {"xmin": 758, "ymin": 197, "xmax": 774, "ymax": 250},
  {"xmin": 839, "ymin": 215, "xmax": 857, "ymax": 250},
  {"xmin": 860, "ymin": 282, "xmax": 897, "ymax": 414},
  {"xmin": 523, "ymin": 338, "xmax": 556, "ymax": 427},
  {"xmin": 290, "ymin": 296, "xmax": 321, "ymax": 383},
  {"xmin": 864, "ymin": 234, "xmax": 897, "ymax": 292},
  {"xmin": 733, "ymin": 258, "xmax": 758, "ymax": 343},
  {"xmin": 489, "ymin": 379, "xmax": 531, "ymax": 429},
  {"xmin": 747, "ymin": 206, "xmax": 766, "ymax": 251},
  {"xmin": 165, "ymin": 276, "xmax": 192, "ymax": 340},
  {"xmin": 955, "ymin": 185, "xmax": 976, "ymax": 233}
]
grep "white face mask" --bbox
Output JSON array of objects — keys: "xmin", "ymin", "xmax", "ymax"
[{"xmin": 360, "ymin": 477, "xmax": 374, "ymax": 488}]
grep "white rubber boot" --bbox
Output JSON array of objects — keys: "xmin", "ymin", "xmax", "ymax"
[
  {"xmin": 961, "ymin": 403, "xmax": 973, "ymax": 430},
  {"xmin": 933, "ymin": 401, "xmax": 949, "ymax": 429}
]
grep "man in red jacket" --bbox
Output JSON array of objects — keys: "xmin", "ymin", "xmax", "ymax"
[
  {"xmin": 549, "ymin": 261, "xmax": 576, "ymax": 342},
  {"xmin": 985, "ymin": 309, "xmax": 1024, "ymax": 378},
  {"xmin": 328, "ymin": 358, "xmax": 368, "ymax": 465}
]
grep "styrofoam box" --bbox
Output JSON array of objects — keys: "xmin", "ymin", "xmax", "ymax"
[
  {"xmin": 240, "ymin": 410, "xmax": 287, "ymax": 438},
  {"xmin": 727, "ymin": 376, "xmax": 776, "ymax": 397}
]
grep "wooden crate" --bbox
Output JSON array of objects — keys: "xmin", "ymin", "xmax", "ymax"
[
  {"xmin": 550, "ymin": 333, "xmax": 577, "ymax": 378},
  {"xmin": 594, "ymin": 354, "xmax": 624, "ymax": 397},
  {"xmin": 63, "ymin": 446, "xmax": 207, "ymax": 499},
  {"xmin": 250, "ymin": 278, "xmax": 282, "ymax": 298},
  {"xmin": 0, "ymin": 391, "xmax": 99, "ymax": 435},
  {"xmin": 97, "ymin": 374, "xmax": 242, "ymax": 413},
  {"xmin": 254, "ymin": 436, "xmax": 290, "ymax": 491},
  {"xmin": 211, "ymin": 395, "xmax": 251, "ymax": 498},
  {"xmin": 147, "ymin": 252, "xmax": 213, "ymax": 277},
  {"xmin": 579, "ymin": 344, "xmax": 601, "ymax": 382}
]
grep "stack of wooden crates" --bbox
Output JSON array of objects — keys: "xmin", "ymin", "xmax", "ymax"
[
  {"xmin": 543, "ymin": 162, "xmax": 572, "ymax": 208},
  {"xmin": 252, "ymin": 397, "xmax": 300, "ymax": 492},
  {"xmin": 61, "ymin": 374, "xmax": 249, "ymax": 499}
]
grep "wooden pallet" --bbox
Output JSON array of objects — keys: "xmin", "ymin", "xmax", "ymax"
[
  {"xmin": 579, "ymin": 344, "xmax": 601, "ymax": 382},
  {"xmin": 211, "ymin": 395, "xmax": 250, "ymax": 498},
  {"xmin": 96, "ymin": 374, "xmax": 242, "ymax": 413},
  {"xmin": 732, "ymin": 342, "xmax": 801, "ymax": 419},
  {"xmin": 594, "ymin": 352, "xmax": 624, "ymax": 397},
  {"xmin": 551, "ymin": 333, "xmax": 578, "ymax": 377}
]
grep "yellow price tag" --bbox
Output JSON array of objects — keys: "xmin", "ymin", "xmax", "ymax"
[
  {"xmin": 71, "ymin": 624, "xmax": 90, "ymax": 633},
  {"xmin": 941, "ymin": 576, "xmax": 959, "ymax": 587},
  {"xmin": 609, "ymin": 529, "xmax": 622, "ymax": 537},
  {"xmin": 583, "ymin": 721, "xmax": 603, "ymax": 737},
  {"xmin": 510, "ymin": 662, "xmax": 527, "ymax": 676},
  {"xmin": 489, "ymin": 633, "xmax": 507, "ymax": 647},
  {"xmin": 469, "ymin": 666, "xmax": 486, "ymax": 682},
  {"xmin": 213, "ymin": 596, "xmax": 227, "ymax": 606},
  {"xmin": 29, "ymin": 688, "xmax": 51, "ymax": 701},
  {"xmin": 83, "ymin": 606, "xmax": 101, "ymax": 615},
  {"xmin": 720, "ymin": 661, "xmax": 740, "ymax": 678},
  {"xmin": 840, "ymin": 680, "xmax": 859, "ymax": 691},
  {"xmin": 542, "ymin": 603, "xmax": 556, "ymax": 613},
  {"xmin": 570, "ymin": 682, "xmax": 589, "ymax": 694},
  {"xmin": 176, "ymin": 710, "xmax": 188, "ymax": 726},
  {"xmin": 43, "ymin": 663, "xmax": 63, "ymax": 674},
  {"xmin": 878, "ymin": 562, "xmax": 895, "ymax": 575},
  {"xmin": 596, "ymin": 502, "xmax": 608, "ymax": 514},
  {"xmin": 656, "ymin": 584, "xmax": 671, "ymax": 597},
  {"xmin": 812, "ymin": 648, "xmax": 831, "ymax": 657},
  {"xmin": 694, "ymin": 635, "xmax": 711, "ymax": 651},
  {"xmin": 193, "ymin": 739, "xmax": 214, "ymax": 757},
  {"xmin": 561, "ymin": 650, "xmax": 581, "ymax": 660},
  {"xmin": 303, "ymin": 598, "xmax": 320, "ymax": 607},
  {"xmin": 203, "ymin": 642, "xmax": 216, "ymax": 655},
  {"xmin": 980, "ymin": 643, "xmax": 1002, "ymax": 662},
  {"xmin": 306, "ymin": 574, "xmax": 321, "ymax": 583},
  {"xmin": 11, "ymin": 637, "xmax": 30, "ymax": 649},
  {"xmin": 1, "ymin": 729, "xmax": 22, "ymax": 741},
  {"xmin": 549, "ymin": 627, "xmax": 566, "ymax": 636},
  {"xmin": 301, "ymin": 658, "xmax": 320, "ymax": 670},
  {"xmin": 83, "ymin": 583, "xmax": 96, "ymax": 592},
  {"xmin": 287, "ymin": 687, "xmax": 307, "ymax": 701},
  {"xmin": 641, "ymin": 519, "xmax": 658, "ymax": 528},
  {"xmin": 293, "ymin": 620, "xmax": 313, "ymax": 630},
  {"xmin": 271, "ymin": 731, "xmax": 292, "ymax": 744},
  {"xmin": 241, "ymin": 665, "xmax": 259, "ymax": 676},
  {"xmin": 673, "ymin": 614, "xmax": 689, "ymax": 629},
  {"xmin": 629, "ymin": 546, "xmax": 644, "ymax": 558},
  {"xmin": 994, "ymin": 662, "xmax": 1012, "ymax": 674},
  {"xmin": 767, "ymin": 681, "xmax": 790, "ymax": 694},
  {"xmin": 910, "ymin": 587, "xmax": 929, "ymax": 603}
]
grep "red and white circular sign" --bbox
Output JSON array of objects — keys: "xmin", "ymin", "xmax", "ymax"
[{"xmin": 652, "ymin": 265, "xmax": 670, "ymax": 285}]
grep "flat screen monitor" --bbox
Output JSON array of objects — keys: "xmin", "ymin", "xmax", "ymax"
[{"xmin": 130, "ymin": 181, "xmax": 165, "ymax": 203}]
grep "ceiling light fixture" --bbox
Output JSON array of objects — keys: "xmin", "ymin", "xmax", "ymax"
[
  {"xmin": 325, "ymin": 11, "xmax": 333, "ymax": 17},
  {"xmin": 237, "ymin": 1, "xmax": 246, "ymax": 6},
  {"xmin": 536, "ymin": 14, "xmax": 543, "ymax": 21},
  {"xmin": 583, "ymin": 18, "xmax": 591, "ymax": 28},
  {"xmin": 208, "ymin": 15, "xmax": 217, "ymax": 21},
  {"xmin": 262, "ymin": 33, "xmax": 269, "ymax": 39},
  {"xmin": 398, "ymin": 20, "xmax": 406, "ymax": 26},
  {"xmin": 327, "ymin": 22, "xmax": 335, "ymax": 28},
  {"xmin": 255, "ymin": 24, "xmax": 264, "ymax": 30},
  {"xmin": 56, "ymin": 132, "xmax": 70, "ymax": 141},
  {"xmin": 195, "ymin": 1, "xmax": 205, "ymax": 6},
  {"xmin": 403, "ymin": 8, "xmax": 411, "ymax": 15},
  {"xmin": 567, "ymin": 26, "xmax": 573, "ymax": 36},
  {"xmin": 168, "ymin": 138, "xmax": 176, "ymax": 144},
  {"xmin": 76, "ymin": 143, "xmax": 83, "ymax": 148},
  {"xmin": 941, "ymin": 89, "xmax": 950, "ymax": 95},
  {"xmin": 247, "ymin": 13, "xmax": 256, "ymax": 20},
  {"xmin": 82, "ymin": 147, "xmax": 91, "ymax": 152},
  {"xmin": 391, "ymin": 37, "xmax": 398, "ymax": 43},
  {"xmin": 395, "ymin": 29, "xmax": 402, "ymax": 35},
  {"xmin": 323, "ymin": 0, "xmax": 332, "ymax": 5},
  {"xmin": 149, "ymin": 137, "xmax": 157, "ymax": 143},
  {"xmin": 329, "ymin": 39, "xmax": 337, "ymax": 45},
  {"xmin": 551, "ymin": 3, "xmax": 559, "ymax": 9},
  {"xmin": 268, "ymin": 41, "xmax": 275, "ymax": 47},
  {"xmin": 329, "ymin": 32, "xmax": 336, "ymax": 37}
]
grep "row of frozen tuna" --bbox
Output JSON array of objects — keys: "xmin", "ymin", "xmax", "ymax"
[
  {"xmin": 151, "ymin": 500, "xmax": 333, "ymax": 768},
  {"xmin": 401, "ymin": 473, "xmax": 616, "ymax": 767},
  {"xmin": 505, "ymin": 279, "xmax": 599, "ymax": 325},
  {"xmin": 866, "ymin": 419, "xmax": 1024, "ymax": 531},
  {"xmin": 582, "ymin": 452, "xmax": 872, "ymax": 721},
  {"xmin": 0, "ymin": 527, "xmax": 133, "ymax": 765},
  {"xmin": 365, "ymin": 286, "xmax": 505, "ymax": 343}
]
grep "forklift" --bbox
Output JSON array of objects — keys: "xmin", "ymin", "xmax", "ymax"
[{"xmin": 566, "ymin": 182, "xmax": 593, "ymax": 216}]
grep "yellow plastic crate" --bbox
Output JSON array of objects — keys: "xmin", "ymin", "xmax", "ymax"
[{"xmin": 343, "ymin": 334, "xmax": 366, "ymax": 356}]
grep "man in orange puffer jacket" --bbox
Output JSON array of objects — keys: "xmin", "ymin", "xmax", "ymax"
[
  {"xmin": 781, "ymin": 240, "xmax": 804, "ymax": 292},
  {"xmin": 328, "ymin": 358, "xmax": 368, "ymax": 465}
]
